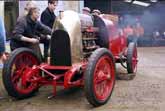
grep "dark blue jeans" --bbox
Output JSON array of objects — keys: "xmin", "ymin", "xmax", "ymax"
[
  {"xmin": 0, "ymin": 17, "xmax": 6, "ymax": 55},
  {"xmin": 40, "ymin": 39, "xmax": 50, "ymax": 61},
  {"xmin": 0, "ymin": 36, "xmax": 5, "ymax": 54}
]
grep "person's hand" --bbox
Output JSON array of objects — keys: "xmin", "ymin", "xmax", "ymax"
[
  {"xmin": 30, "ymin": 38, "xmax": 39, "ymax": 44},
  {"xmin": 0, "ymin": 52, "xmax": 8, "ymax": 63},
  {"xmin": 2, "ymin": 53, "xmax": 8, "ymax": 62},
  {"xmin": 46, "ymin": 35, "xmax": 51, "ymax": 40},
  {"xmin": 39, "ymin": 34, "xmax": 51, "ymax": 41}
]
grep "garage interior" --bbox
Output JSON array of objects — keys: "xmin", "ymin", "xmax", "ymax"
[
  {"xmin": 4, "ymin": 0, "xmax": 165, "ymax": 47},
  {"xmin": 0, "ymin": 0, "xmax": 165, "ymax": 111},
  {"xmin": 85, "ymin": 0, "xmax": 165, "ymax": 46}
]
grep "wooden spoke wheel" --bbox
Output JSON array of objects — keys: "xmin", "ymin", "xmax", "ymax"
[
  {"xmin": 3, "ymin": 48, "xmax": 41, "ymax": 99},
  {"xmin": 127, "ymin": 42, "xmax": 138, "ymax": 74},
  {"xmin": 84, "ymin": 48, "xmax": 116, "ymax": 107}
]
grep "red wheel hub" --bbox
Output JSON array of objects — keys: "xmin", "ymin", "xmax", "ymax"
[
  {"xmin": 93, "ymin": 56, "xmax": 115, "ymax": 101},
  {"xmin": 11, "ymin": 52, "xmax": 40, "ymax": 94}
]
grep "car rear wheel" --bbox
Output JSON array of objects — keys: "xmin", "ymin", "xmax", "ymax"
[{"xmin": 127, "ymin": 42, "xmax": 138, "ymax": 74}]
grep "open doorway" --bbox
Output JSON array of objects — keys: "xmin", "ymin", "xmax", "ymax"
[
  {"xmin": 84, "ymin": 0, "xmax": 111, "ymax": 14},
  {"xmin": 5, "ymin": 1, "xmax": 19, "ymax": 39}
]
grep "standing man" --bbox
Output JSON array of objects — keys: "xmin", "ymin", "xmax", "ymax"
[
  {"xmin": 123, "ymin": 24, "xmax": 134, "ymax": 45},
  {"xmin": 133, "ymin": 22, "xmax": 144, "ymax": 45},
  {"xmin": 92, "ymin": 9, "xmax": 101, "ymax": 16},
  {"xmin": 82, "ymin": 7, "xmax": 91, "ymax": 15},
  {"xmin": 0, "ymin": 16, "xmax": 6, "ymax": 99},
  {"xmin": 41, "ymin": 0, "xmax": 57, "ymax": 60}
]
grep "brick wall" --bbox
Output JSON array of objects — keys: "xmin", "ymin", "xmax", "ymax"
[
  {"xmin": 0, "ymin": 1, "xmax": 4, "ymax": 19},
  {"xmin": 19, "ymin": 1, "xmax": 83, "ymax": 18}
]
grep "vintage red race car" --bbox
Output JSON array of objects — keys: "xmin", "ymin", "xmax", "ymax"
[{"xmin": 2, "ymin": 11, "xmax": 138, "ymax": 107}]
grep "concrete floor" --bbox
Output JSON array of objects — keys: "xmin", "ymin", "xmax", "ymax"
[{"xmin": 0, "ymin": 47, "xmax": 165, "ymax": 111}]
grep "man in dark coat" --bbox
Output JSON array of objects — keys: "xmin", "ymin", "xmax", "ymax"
[
  {"xmin": 10, "ymin": 7, "xmax": 51, "ymax": 59},
  {"xmin": 41, "ymin": 0, "xmax": 57, "ymax": 60}
]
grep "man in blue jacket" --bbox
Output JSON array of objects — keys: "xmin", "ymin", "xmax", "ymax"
[{"xmin": 0, "ymin": 16, "xmax": 6, "ymax": 62}]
